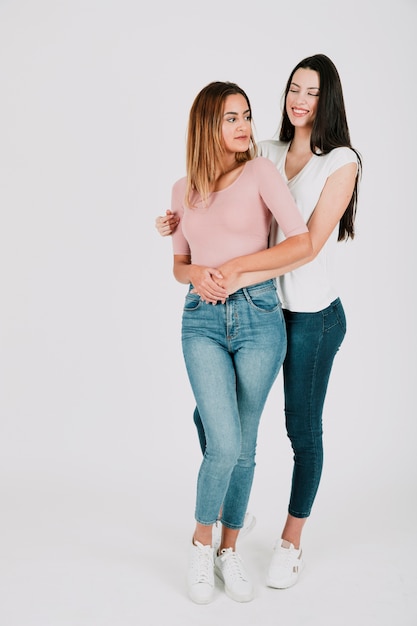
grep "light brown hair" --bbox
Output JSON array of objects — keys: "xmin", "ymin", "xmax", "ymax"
[{"xmin": 185, "ymin": 81, "xmax": 257, "ymax": 207}]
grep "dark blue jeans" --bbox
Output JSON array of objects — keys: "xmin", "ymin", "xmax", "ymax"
[{"xmin": 193, "ymin": 298, "xmax": 346, "ymax": 519}]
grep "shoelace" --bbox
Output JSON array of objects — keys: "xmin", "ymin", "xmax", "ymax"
[
  {"xmin": 219, "ymin": 548, "xmax": 249, "ymax": 582},
  {"xmin": 194, "ymin": 543, "xmax": 213, "ymax": 583}
]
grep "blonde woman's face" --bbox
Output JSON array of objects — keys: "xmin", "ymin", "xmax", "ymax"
[
  {"xmin": 221, "ymin": 94, "xmax": 252, "ymax": 155},
  {"xmin": 286, "ymin": 68, "xmax": 320, "ymax": 129}
]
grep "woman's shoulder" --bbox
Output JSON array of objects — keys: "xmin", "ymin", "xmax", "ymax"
[
  {"xmin": 249, "ymin": 155, "xmax": 280, "ymax": 176},
  {"xmin": 172, "ymin": 175, "xmax": 187, "ymax": 193},
  {"xmin": 258, "ymin": 139, "xmax": 288, "ymax": 160},
  {"xmin": 173, "ymin": 174, "xmax": 187, "ymax": 185},
  {"xmin": 323, "ymin": 146, "xmax": 359, "ymax": 166},
  {"xmin": 315, "ymin": 147, "xmax": 359, "ymax": 178}
]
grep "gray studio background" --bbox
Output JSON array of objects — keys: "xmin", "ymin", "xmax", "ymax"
[{"xmin": 0, "ymin": 1, "xmax": 416, "ymax": 625}]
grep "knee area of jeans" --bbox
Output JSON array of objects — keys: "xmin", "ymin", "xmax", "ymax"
[
  {"xmin": 235, "ymin": 455, "xmax": 256, "ymax": 469},
  {"xmin": 218, "ymin": 456, "xmax": 241, "ymax": 475},
  {"xmin": 207, "ymin": 442, "xmax": 241, "ymax": 462},
  {"xmin": 289, "ymin": 440, "xmax": 323, "ymax": 453},
  {"xmin": 287, "ymin": 430, "xmax": 323, "ymax": 446},
  {"xmin": 205, "ymin": 453, "xmax": 240, "ymax": 476}
]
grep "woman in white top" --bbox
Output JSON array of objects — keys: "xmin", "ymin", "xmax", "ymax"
[{"xmin": 156, "ymin": 54, "xmax": 362, "ymax": 589}]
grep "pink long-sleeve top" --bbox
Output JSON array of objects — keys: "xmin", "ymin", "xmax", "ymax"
[{"xmin": 171, "ymin": 156, "xmax": 308, "ymax": 267}]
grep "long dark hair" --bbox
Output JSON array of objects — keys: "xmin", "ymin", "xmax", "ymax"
[{"xmin": 280, "ymin": 54, "xmax": 362, "ymax": 241}]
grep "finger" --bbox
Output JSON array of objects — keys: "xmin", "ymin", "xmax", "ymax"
[{"xmin": 207, "ymin": 283, "xmax": 227, "ymax": 297}]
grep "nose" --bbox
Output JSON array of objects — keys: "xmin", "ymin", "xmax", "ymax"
[
  {"xmin": 237, "ymin": 117, "xmax": 249, "ymax": 131},
  {"xmin": 294, "ymin": 91, "xmax": 307, "ymax": 105}
]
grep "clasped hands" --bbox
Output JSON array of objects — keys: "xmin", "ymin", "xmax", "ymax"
[{"xmin": 189, "ymin": 261, "xmax": 242, "ymax": 304}]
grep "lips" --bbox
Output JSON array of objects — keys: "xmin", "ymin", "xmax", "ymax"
[{"xmin": 292, "ymin": 107, "xmax": 309, "ymax": 116}]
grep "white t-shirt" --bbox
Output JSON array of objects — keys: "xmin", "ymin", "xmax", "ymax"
[{"xmin": 259, "ymin": 140, "xmax": 358, "ymax": 313}]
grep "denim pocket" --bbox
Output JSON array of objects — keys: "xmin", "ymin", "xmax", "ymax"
[
  {"xmin": 245, "ymin": 286, "xmax": 281, "ymax": 313},
  {"xmin": 324, "ymin": 299, "xmax": 346, "ymax": 335},
  {"xmin": 183, "ymin": 292, "xmax": 202, "ymax": 312}
]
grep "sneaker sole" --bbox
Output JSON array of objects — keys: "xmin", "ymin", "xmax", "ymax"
[
  {"xmin": 214, "ymin": 567, "xmax": 254, "ymax": 603},
  {"xmin": 266, "ymin": 561, "xmax": 305, "ymax": 589},
  {"xmin": 188, "ymin": 587, "xmax": 214, "ymax": 604}
]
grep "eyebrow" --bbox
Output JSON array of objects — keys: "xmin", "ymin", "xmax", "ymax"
[
  {"xmin": 223, "ymin": 108, "xmax": 251, "ymax": 116},
  {"xmin": 290, "ymin": 81, "xmax": 320, "ymax": 90}
]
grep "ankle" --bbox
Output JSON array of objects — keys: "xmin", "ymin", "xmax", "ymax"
[
  {"xmin": 193, "ymin": 535, "xmax": 212, "ymax": 547},
  {"xmin": 281, "ymin": 536, "xmax": 300, "ymax": 550},
  {"xmin": 218, "ymin": 544, "xmax": 236, "ymax": 554}
]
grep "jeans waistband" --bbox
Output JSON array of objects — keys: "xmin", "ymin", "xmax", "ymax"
[
  {"xmin": 188, "ymin": 279, "xmax": 276, "ymax": 301},
  {"xmin": 224, "ymin": 279, "xmax": 276, "ymax": 300}
]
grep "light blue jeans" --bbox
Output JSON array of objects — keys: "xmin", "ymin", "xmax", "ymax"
[{"xmin": 181, "ymin": 280, "xmax": 286, "ymax": 529}]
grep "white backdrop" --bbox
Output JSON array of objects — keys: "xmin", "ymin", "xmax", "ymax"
[{"xmin": 0, "ymin": 1, "xmax": 416, "ymax": 624}]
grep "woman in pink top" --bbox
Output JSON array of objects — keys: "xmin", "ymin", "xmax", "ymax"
[{"xmin": 171, "ymin": 81, "xmax": 311, "ymax": 605}]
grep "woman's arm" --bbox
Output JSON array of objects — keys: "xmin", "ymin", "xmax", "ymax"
[
  {"xmin": 215, "ymin": 232, "xmax": 312, "ymax": 297},
  {"xmin": 217, "ymin": 162, "xmax": 357, "ymax": 294}
]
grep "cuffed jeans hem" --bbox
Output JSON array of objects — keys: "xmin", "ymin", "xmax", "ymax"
[
  {"xmin": 219, "ymin": 521, "xmax": 243, "ymax": 531},
  {"xmin": 195, "ymin": 517, "xmax": 218, "ymax": 527},
  {"xmin": 288, "ymin": 508, "xmax": 311, "ymax": 519}
]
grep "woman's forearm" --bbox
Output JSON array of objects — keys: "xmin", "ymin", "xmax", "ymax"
[
  {"xmin": 218, "ymin": 233, "xmax": 312, "ymax": 292},
  {"xmin": 227, "ymin": 250, "xmax": 316, "ymax": 290},
  {"xmin": 229, "ymin": 233, "xmax": 312, "ymax": 273}
]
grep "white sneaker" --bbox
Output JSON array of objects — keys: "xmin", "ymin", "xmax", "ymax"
[
  {"xmin": 215, "ymin": 548, "xmax": 254, "ymax": 602},
  {"xmin": 212, "ymin": 520, "xmax": 222, "ymax": 553},
  {"xmin": 187, "ymin": 541, "xmax": 215, "ymax": 604},
  {"xmin": 266, "ymin": 539, "xmax": 305, "ymax": 589},
  {"xmin": 239, "ymin": 511, "xmax": 256, "ymax": 541},
  {"xmin": 213, "ymin": 511, "xmax": 257, "ymax": 552}
]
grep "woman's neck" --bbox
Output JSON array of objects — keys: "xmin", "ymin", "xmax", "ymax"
[
  {"xmin": 213, "ymin": 158, "xmax": 246, "ymax": 192},
  {"xmin": 289, "ymin": 127, "xmax": 312, "ymax": 156},
  {"xmin": 219, "ymin": 155, "xmax": 239, "ymax": 176},
  {"xmin": 285, "ymin": 129, "xmax": 314, "ymax": 180}
]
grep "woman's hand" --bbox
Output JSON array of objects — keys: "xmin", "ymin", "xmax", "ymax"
[
  {"xmin": 155, "ymin": 210, "xmax": 180, "ymax": 236},
  {"xmin": 216, "ymin": 259, "xmax": 245, "ymax": 295},
  {"xmin": 189, "ymin": 266, "xmax": 228, "ymax": 304},
  {"xmin": 173, "ymin": 255, "xmax": 228, "ymax": 304}
]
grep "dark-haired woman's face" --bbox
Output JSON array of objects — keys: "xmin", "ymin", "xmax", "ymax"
[{"xmin": 286, "ymin": 68, "xmax": 320, "ymax": 129}]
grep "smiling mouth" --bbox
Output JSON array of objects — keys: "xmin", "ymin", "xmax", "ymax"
[{"xmin": 292, "ymin": 108, "xmax": 309, "ymax": 115}]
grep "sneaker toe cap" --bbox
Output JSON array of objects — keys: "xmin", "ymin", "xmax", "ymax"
[{"xmin": 188, "ymin": 582, "xmax": 214, "ymax": 604}]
